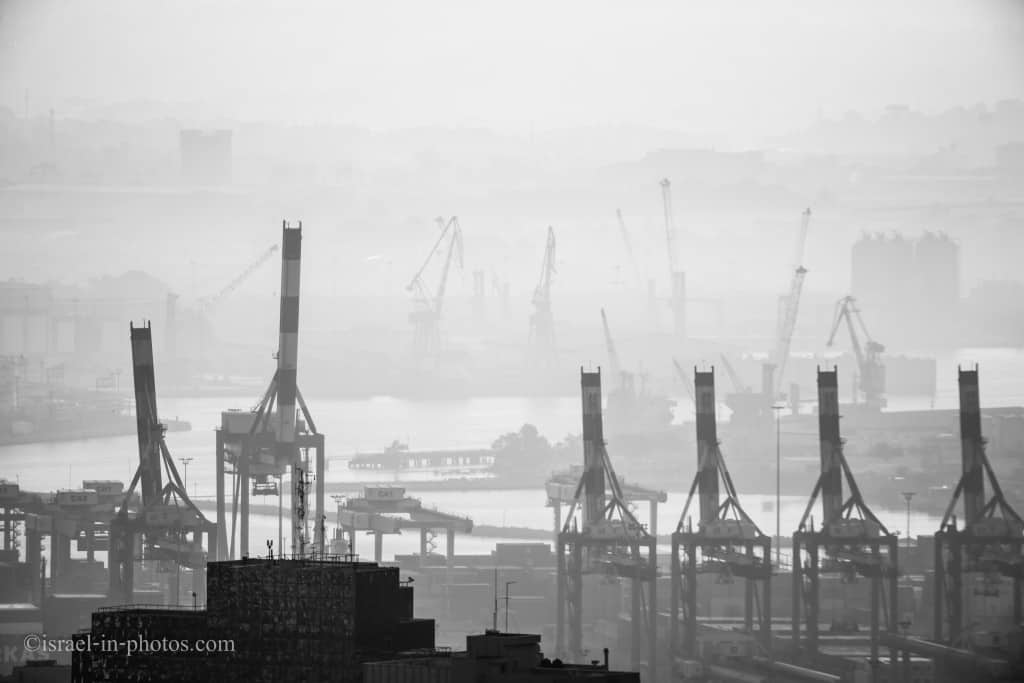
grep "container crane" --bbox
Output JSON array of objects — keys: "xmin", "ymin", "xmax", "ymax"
[
  {"xmin": 528, "ymin": 226, "xmax": 557, "ymax": 362},
  {"xmin": 827, "ymin": 295, "xmax": 886, "ymax": 409},
  {"xmin": 773, "ymin": 208, "xmax": 811, "ymax": 396},
  {"xmin": 407, "ymin": 216, "xmax": 464, "ymax": 357}
]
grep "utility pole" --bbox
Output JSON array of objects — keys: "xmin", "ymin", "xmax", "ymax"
[
  {"xmin": 492, "ymin": 568, "xmax": 498, "ymax": 631},
  {"xmin": 773, "ymin": 404, "xmax": 785, "ymax": 566},
  {"xmin": 902, "ymin": 491, "xmax": 916, "ymax": 549},
  {"xmin": 504, "ymin": 580, "xmax": 517, "ymax": 633}
]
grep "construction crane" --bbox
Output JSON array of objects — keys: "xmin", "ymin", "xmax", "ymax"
[
  {"xmin": 827, "ymin": 295, "xmax": 886, "ymax": 409},
  {"xmin": 615, "ymin": 209, "xmax": 644, "ymax": 288},
  {"xmin": 407, "ymin": 216, "xmax": 464, "ymax": 357},
  {"xmin": 528, "ymin": 226, "xmax": 557, "ymax": 362},
  {"xmin": 661, "ymin": 179, "xmax": 686, "ymax": 338},
  {"xmin": 198, "ymin": 244, "xmax": 279, "ymax": 311},
  {"xmin": 773, "ymin": 208, "xmax": 811, "ymax": 396}
]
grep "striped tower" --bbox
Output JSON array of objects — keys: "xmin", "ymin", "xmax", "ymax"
[
  {"xmin": 957, "ymin": 367, "xmax": 985, "ymax": 528},
  {"xmin": 694, "ymin": 368, "xmax": 720, "ymax": 525},
  {"xmin": 817, "ymin": 368, "xmax": 843, "ymax": 524},
  {"xmin": 580, "ymin": 368, "xmax": 606, "ymax": 528},
  {"xmin": 129, "ymin": 323, "xmax": 163, "ymax": 508},
  {"xmin": 276, "ymin": 221, "xmax": 303, "ymax": 555}
]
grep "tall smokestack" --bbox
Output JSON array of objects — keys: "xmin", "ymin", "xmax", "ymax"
[
  {"xmin": 580, "ymin": 368, "xmax": 606, "ymax": 528},
  {"xmin": 958, "ymin": 367, "xmax": 985, "ymax": 528},
  {"xmin": 817, "ymin": 368, "xmax": 843, "ymax": 524},
  {"xmin": 277, "ymin": 222, "xmax": 303, "ymax": 554},
  {"xmin": 694, "ymin": 368, "xmax": 720, "ymax": 524}
]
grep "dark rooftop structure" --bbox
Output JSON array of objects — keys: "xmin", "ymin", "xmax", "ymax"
[
  {"xmin": 363, "ymin": 631, "xmax": 640, "ymax": 683},
  {"xmin": 71, "ymin": 557, "xmax": 435, "ymax": 683}
]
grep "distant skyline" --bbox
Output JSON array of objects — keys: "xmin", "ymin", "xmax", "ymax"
[{"xmin": 2, "ymin": 0, "xmax": 1023, "ymax": 147}]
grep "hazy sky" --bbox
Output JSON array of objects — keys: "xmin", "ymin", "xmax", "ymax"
[{"xmin": 2, "ymin": 0, "xmax": 1023, "ymax": 141}]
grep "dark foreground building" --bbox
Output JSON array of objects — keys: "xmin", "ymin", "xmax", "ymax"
[
  {"xmin": 363, "ymin": 632, "xmax": 639, "ymax": 683},
  {"xmin": 71, "ymin": 558, "xmax": 435, "ymax": 682}
]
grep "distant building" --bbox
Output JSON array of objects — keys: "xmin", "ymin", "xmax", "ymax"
[
  {"xmin": 179, "ymin": 129, "xmax": 232, "ymax": 185},
  {"xmin": 71, "ymin": 557, "xmax": 435, "ymax": 682},
  {"xmin": 363, "ymin": 632, "xmax": 640, "ymax": 683},
  {"xmin": 850, "ymin": 231, "xmax": 960, "ymax": 344}
]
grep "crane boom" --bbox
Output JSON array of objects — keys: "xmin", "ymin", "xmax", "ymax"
[
  {"xmin": 199, "ymin": 244, "xmax": 279, "ymax": 310},
  {"xmin": 660, "ymin": 179, "xmax": 677, "ymax": 274},
  {"xmin": 615, "ymin": 209, "xmax": 643, "ymax": 286},
  {"xmin": 529, "ymin": 227, "xmax": 557, "ymax": 359},
  {"xmin": 672, "ymin": 358, "xmax": 696, "ymax": 403},
  {"xmin": 719, "ymin": 353, "xmax": 750, "ymax": 393},
  {"xmin": 600, "ymin": 308, "xmax": 622, "ymax": 381},
  {"xmin": 773, "ymin": 208, "xmax": 812, "ymax": 395},
  {"xmin": 434, "ymin": 217, "xmax": 464, "ymax": 318}
]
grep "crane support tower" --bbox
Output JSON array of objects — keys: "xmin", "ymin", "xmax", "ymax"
[
  {"xmin": 792, "ymin": 368, "xmax": 898, "ymax": 680},
  {"xmin": 215, "ymin": 222, "xmax": 326, "ymax": 562},
  {"xmin": 528, "ymin": 226, "xmax": 557, "ymax": 365},
  {"xmin": 109, "ymin": 323, "xmax": 217, "ymax": 604},
  {"xmin": 933, "ymin": 367, "xmax": 1023, "ymax": 647},
  {"xmin": 827, "ymin": 296, "xmax": 886, "ymax": 409},
  {"xmin": 408, "ymin": 216, "xmax": 464, "ymax": 359},
  {"xmin": 556, "ymin": 368, "xmax": 658, "ymax": 682},
  {"xmin": 661, "ymin": 179, "xmax": 686, "ymax": 341},
  {"xmin": 669, "ymin": 368, "xmax": 772, "ymax": 669}
]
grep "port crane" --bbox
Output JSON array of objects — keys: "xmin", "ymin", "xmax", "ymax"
[
  {"xmin": 661, "ymin": 179, "xmax": 686, "ymax": 338},
  {"xmin": 719, "ymin": 353, "xmax": 751, "ymax": 394},
  {"xmin": 773, "ymin": 208, "xmax": 811, "ymax": 396},
  {"xmin": 109, "ymin": 323, "xmax": 216, "ymax": 604},
  {"xmin": 600, "ymin": 307, "xmax": 625, "ymax": 388},
  {"xmin": 198, "ymin": 244, "xmax": 279, "ymax": 311},
  {"xmin": 528, "ymin": 226, "xmax": 557, "ymax": 364},
  {"xmin": 827, "ymin": 295, "xmax": 886, "ymax": 409},
  {"xmin": 407, "ymin": 216, "xmax": 464, "ymax": 357}
]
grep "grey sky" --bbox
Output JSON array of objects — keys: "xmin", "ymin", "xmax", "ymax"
[{"xmin": 2, "ymin": 0, "xmax": 1023, "ymax": 141}]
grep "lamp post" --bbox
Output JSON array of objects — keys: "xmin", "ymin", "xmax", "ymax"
[
  {"xmin": 772, "ymin": 404, "xmax": 785, "ymax": 566},
  {"xmin": 179, "ymin": 457, "xmax": 193, "ymax": 492},
  {"xmin": 504, "ymin": 581, "xmax": 517, "ymax": 633},
  {"xmin": 901, "ymin": 491, "xmax": 916, "ymax": 548}
]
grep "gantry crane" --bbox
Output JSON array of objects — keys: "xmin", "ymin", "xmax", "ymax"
[
  {"xmin": 827, "ymin": 295, "xmax": 886, "ymax": 409},
  {"xmin": 661, "ymin": 179, "xmax": 686, "ymax": 339},
  {"xmin": 669, "ymin": 367, "xmax": 772, "ymax": 671},
  {"xmin": 773, "ymin": 208, "xmax": 811, "ymax": 396},
  {"xmin": 933, "ymin": 367, "xmax": 1023, "ymax": 649},
  {"xmin": 792, "ymin": 368, "xmax": 898, "ymax": 673},
  {"xmin": 197, "ymin": 244, "xmax": 279, "ymax": 311},
  {"xmin": 528, "ymin": 226, "xmax": 557, "ymax": 364},
  {"xmin": 214, "ymin": 223, "xmax": 325, "ymax": 563},
  {"xmin": 109, "ymin": 323, "xmax": 217, "ymax": 604},
  {"xmin": 556, "ymin": 368, "xmax": 657, "ymax": 681},
  {"xmin": 407, "ymin": 216, "xmax": 464, "ymax": 357}
]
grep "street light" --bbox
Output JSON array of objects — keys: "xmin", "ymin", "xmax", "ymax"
[
  {"xmin": 901, "ymin": 491, "xmax": 916, "ymax": 549},
  {"xmin": 504, "ymin": 581, "xmax": 517, "ymax": 633},
  {"xmin": 179, "ymin": 457, "xmax": 193, "ymax": 492},
  {"xmin": 772, "ymin": 404, "xmax": 785, "ymax": 566}
]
